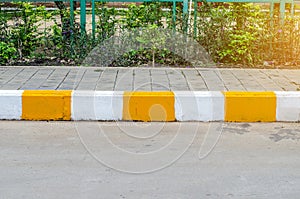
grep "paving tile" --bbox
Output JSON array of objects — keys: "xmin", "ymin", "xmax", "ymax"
[{"xmin": 0, "ymin": 67, "xmax": 299, "ymax": 91}]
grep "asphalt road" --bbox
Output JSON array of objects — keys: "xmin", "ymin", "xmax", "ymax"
[{"xmin": 0, "ymin": 121, "xmax": 299, "ymax": 199}]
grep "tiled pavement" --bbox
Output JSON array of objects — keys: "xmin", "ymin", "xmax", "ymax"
[{"xmin": 0, "ymin": 66, "xmax": 299, "ymax": 91}]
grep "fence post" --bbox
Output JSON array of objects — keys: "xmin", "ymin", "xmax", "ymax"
[
  {"xmin": 183, "ymin": 0, "xmax": 188, "ymax": 34},
  {"xmin": 269, "ymin": 1, "xmax": 274, "ymax": 57},
  {"xmin": 279, "ymin": 0, "xmax": 285, "ymax": 25},
  {"xmin": 291, "ymin": 0, "xmax": 294, "ymax": 17},
  {"xmin": 70, "ymin": 0, "xmax": 74, "ymax": 54},
  {"xmin": 80, "ymin": 0, "xmax": 86, "ymax": 34},
  {"xmin": 172, "ymin": 1, "xmax": 176, "ymax": 30},
  {"xmin": 92, "ymin": 0, "xmax": 96, "ymax": 42},
  {"xmin": 193, "ymin": 0, "xmax": 197, "ymax": 38}
]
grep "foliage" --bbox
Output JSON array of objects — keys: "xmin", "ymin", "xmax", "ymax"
[
  {"xmin": 0, "ymin": 8, "xmax": 15, "ymax": 64},
  {"xmin": 104, "ymin": 3, "xmax": 178, "ymax": 67},
  {"xmin": 10, "ymin": 3, "xmax": 48, "ymax": 58},
  {"xmin": 1, "ymin": 2, "xmax": 47, "ymax": 64},
  {"xmin": 96, "ymin": 4, "xmax": 118, "ymax": 43},
  {"xmin": 120, "ymin": 2, "xmax": 164, "ymax": 30},
  {"xmin": 0, "ymin": 42, "xmax": 16, "ymax": 64},
  {"xmin": 197, "ymin": 3, "xmax": 267, "ymax": 65},
  {"xmin": 1, "ymin": 2, "xmax": 300, "ymax": 66},
  {"xmin": 135, "ymin": 24, "xmax": 167, "ymax": 67}
]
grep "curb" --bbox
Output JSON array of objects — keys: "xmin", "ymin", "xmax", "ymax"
[{"xmin": 0, "ymin": 90, "xmax": 299, "ymax": 122}]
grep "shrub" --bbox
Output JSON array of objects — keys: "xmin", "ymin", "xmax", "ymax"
[
  {"xmin": 0, "ymin": 42, "xmax": 17, "ymax": 65},
  {"xmin": 197, "ymin": 3, "xmax": 267, "ymax": 65},
  {"xmin": 9, "ymin": 3, "xmax": 46, "ymax": 58}
]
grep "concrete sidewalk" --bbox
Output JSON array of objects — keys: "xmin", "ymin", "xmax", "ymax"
[{"xmin": 0, "ymin": 66, "xmax": 299, "ymax": 91}]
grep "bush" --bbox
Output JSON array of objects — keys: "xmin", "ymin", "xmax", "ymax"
[
  {"xmin": 1, "ymin": 2, "xmax": 299, "ymax": 66},
  {"xmin": 197, "ymin": 3, "xmax": 267, "ymax": 65},
  {"xmin": 10, "ymin": 3, "xmax": 47, "ymax": 58},
  {"xmin": 0, "ymin": 42, "xmax": 17, "ymax": 65}
]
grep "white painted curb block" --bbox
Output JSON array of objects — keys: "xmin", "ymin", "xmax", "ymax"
[
  {"xmin": 174, "ymin": 91, "xmax": 224, "ymax": 121},
  {"xmin": 275, "ymin": 91, "xmax": 300, "ymax": 122},
  {"xmin": 0, "ymin": 90, "xmax": 23, "ymax": 120},
  {"xmin": 72, "ymin": 91, "xmax": 123, "ymax": 120}
]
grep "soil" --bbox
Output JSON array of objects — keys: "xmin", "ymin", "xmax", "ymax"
[
  {"xmin": 5, "ymin": 58, "xmax": 300, "ymax": 69},
  {"xmin": 217, "ymin": 63, "xmax": 300, "ymax": 69}
]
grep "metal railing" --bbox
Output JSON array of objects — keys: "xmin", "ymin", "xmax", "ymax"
[{"xmin": 1, "ymin": 0, "xmax": 295, "ymax": 35}]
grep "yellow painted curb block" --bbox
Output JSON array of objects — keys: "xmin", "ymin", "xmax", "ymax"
[
  {"xmin": 22, "ymin": 90, "xmax": 72, "ymax": 120},
  {"xmin": 123, "ymin": 91, "xmax": 175, "ymax": 121},
  {"xmin": 223, "ymin": 91, "xmax": 276, "ymax": 122}
]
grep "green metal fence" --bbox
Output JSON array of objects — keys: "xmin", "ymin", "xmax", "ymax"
[
  {"xmin": 1, "ymin": 0, "xmax": 295, "ymax": 35},
  {"xmin": 0, "ymin": 0, "xmax": 299, "ymax": 66}
]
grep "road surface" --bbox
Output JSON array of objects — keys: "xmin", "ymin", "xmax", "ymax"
[{"xmin": 0, "ymin": 121, "xmax": 299, "ymax": 198}]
